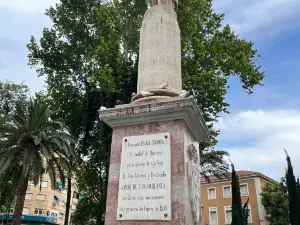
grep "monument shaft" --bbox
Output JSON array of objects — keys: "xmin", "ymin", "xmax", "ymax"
[{"xmin": 138, "ymin": 5, "xmax": 181, "ymax": 93}]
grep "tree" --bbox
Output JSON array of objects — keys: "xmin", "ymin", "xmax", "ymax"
[
  {"xmin": 27, "ymin": 0, "xmax": 264, "ymax": 223},
  {"xmin": 59, "ymin": 158, "xmax": 76, "ymax": 225},
  {"xmin": 261, "ymin": 180, "xmax": 289, "ymax": 225},
  {"xmin": 70, "ymin": 198, "xmax": 100, "ymax": 225},
  {"xmin": 231, "ymin": 163, "xmax": 247, "ymax": 225},
  {"xmin": 0, "ymin": 167, "xmax": 19, "ymax": 213},
  {"xmin": 0, "ymin": 98, "xmax": 76, "ymax": 225},
  {"xmin": 0, "ymin": 81, "xmax": 29, "ymax": 212},
  {"xmin": 285, "ymin": 150, "xmax": 300, "ymax": 225},
  {"xmin": 0, "ymin": 81, "xmax": 29, "ymax": 124}
]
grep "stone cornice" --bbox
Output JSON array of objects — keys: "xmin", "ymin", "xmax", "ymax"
[{"xmin": 98, "ymin": 97, "xmax": 210, "ymax": 143}]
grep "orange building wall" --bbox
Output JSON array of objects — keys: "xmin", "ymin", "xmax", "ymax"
[{"xmin": 201, "ymin": 178, "xmax": 261, "ymax": 225}]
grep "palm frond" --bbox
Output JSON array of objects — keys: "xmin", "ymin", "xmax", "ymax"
[
  {"xmin": 39, "ymin": 142, "xmax": 52, "ymax": 159},
  {"xmin": 52, "ymin": 156, "xmax": 66, "ymax": 188},
  {"xmin": 0, "ymin": 97, "xmax": 76, "ymax": 197},
  {"xmin": 47, "ymin": 159, "xmax": 57, "ymax": 190},
  {"xmin": 21, "ymin": 146, "xmax": 33, "ymax": 178},
  {"xmin": 0, "ymin": 151, "xmax": 15, "ymax": 175},
  {"xmin": 12, "ymin": 103, "xmax": 28, "ymax": 129},
  {"xmin": 30, "ymin": 151, "xmax": 44, "ymax": 186}
]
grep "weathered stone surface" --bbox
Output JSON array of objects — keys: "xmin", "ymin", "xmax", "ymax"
[
  {"xmin": 99, "ymin": 97, "xmax": 210, "ymax": 143},
  {"xmin": 148, "ymin": 0, "xmax": 178, "ymax": 8},
  {"xmin": 104, "ymin": 120, "xmax": 202, "ymax": 225},
  {"xmin": 137, "ymin": 4, "xmax": 181, "ymax": 94},
  {"xmin": 100, "ymin": 0, "xmax": 209, "ymax": 224}
]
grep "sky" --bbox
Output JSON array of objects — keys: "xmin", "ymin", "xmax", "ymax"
[{"xmin": 0, "ymin": 0, "xmax": 300, "ymax": 181}]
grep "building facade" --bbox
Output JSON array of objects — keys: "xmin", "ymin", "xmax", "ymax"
[
  {"xmin": 200, "ymin": 171, "xmax": 274, "ymax": 225},
  {"xmin": 16, "ymin": 173, "xmax": 79, "ymax": 225}
]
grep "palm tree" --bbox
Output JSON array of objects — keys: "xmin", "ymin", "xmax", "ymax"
[{"xmin": 0, "ymin": 98, "xmax": 76, "ymax": 225}]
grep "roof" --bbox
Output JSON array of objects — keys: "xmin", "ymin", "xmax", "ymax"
[{"xmin": 201, "ymin": 170, "xmax": 276, "ymax": 183}]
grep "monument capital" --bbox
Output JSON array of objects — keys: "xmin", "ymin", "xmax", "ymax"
[{"xmin": 148, "ymin": 0, "xmax": 178, "ymax": 9}]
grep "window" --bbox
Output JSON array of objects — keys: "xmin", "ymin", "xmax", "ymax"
[
  {"xmin": 41, "ymin": 181, "xmax": 48, "ymax": 188},
  {"xmin": 240, "ymin": 184, "xmax": 249, "ymax": 196},
  {"xmin": 36, "ymin": 194, "xmax": 46, "ymax": 201},
  {"xmin": 9, "ymin": 208, "xmax": 14, "ymax": 214},
  {"xmin": 59, "ymin": 212, "xmax": 64, "ymax": 219},
  {"xmin": 34, "ymin": 208, "xmax": 43, "ymax": 215},
  {"xmin": 25, "ymin": 193, "xmax": 32, "ymax": 200},
  {"xmin": 50, "ymin": 212, "xmax": 58, "ymax": 218},
  {"xmin": 224, "ymin": 206, "xmax": 232, "ymax": 224},
  {"xmin": 207, "ymin": 187, "xmax": 216, "ymax": 200},
  {"xmin": 209, "ymin": 207, "xmax": 218, "ymax": 225},
  {"xmin": 247, "ymin": 205, "xmax": 253, "ymax": 223},
  {"xmin": 22, "ymin": 208, "xmax": 29, "ymax": 215},
  {"xmin": 73, "ymin": 191, "xmax": 79, "ymax": 199},
  {"xmin": 53, "ymin": 195, "xmax": 60, "ymax": 204},
  {"xmin": 223, "ymin": 186, "xmax": 231, "ymax": 198}
]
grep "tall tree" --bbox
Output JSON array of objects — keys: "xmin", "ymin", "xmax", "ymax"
[
  {"xmin": 0, "ymin": 81, "xmax": 29, "ymax": 124},
  {"xmin": 0, "ymin": 98, "xmax": 76, "ymax": 225},
  {"xmin": 0, "ymin": 81, "xmax": 29, "ymax": 212},
  {"xmin": 0, "ymin": 167, "xmax": 19, "ymax": 213},
  {"xmin": 285, "ymin": 149, "xmax": 300, "ymax": 225},
  {"xmin": 58, "ymin": 157, "xmax": 76, "ymax": 225},
  {"xmin": 231, "ymin": 163, "xmax": 247, "ymax": 225},
  {"xmin": 27, "ymin": 0, "xmax": 264, "ymax": 223},
  {"xmin": 261, "ymin": 179, "xmax": 289, "ymax": 225}
]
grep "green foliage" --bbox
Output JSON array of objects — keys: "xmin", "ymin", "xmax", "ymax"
[
  {"xmin": 285, "ymin": 150, "xmax": 300, "ymax": 225},
  {"xmin": 231, "ymin": 163, "xmax": 246, "ymax": 225},
  {"xmin": 0, "ymin": 167, "xmax": 20, "ymax": 212},
  {"xmin": 70, "ymin": 198, "xmax": 101, "ymax": 225},
  {"xmin": 261, "ymin": 180, "xmax": 289, "ymax": 225},
  {"xmin": 27, "ymin": 0, "xmax": 264, "ymax": 223},
  {"xmin": 242, "ymin": 198, "xmax": 249, "ymax": 225},
  {"xmin": 0, "ymin": 81, "xmax": 29, "ymax": 124},
  {"xmin": 0, "ymin": 81, "xmax": 29, "ymax": 211},
  {"xmin": 0, "ymin": 98, "xmax": 76, "ymax": 224}
]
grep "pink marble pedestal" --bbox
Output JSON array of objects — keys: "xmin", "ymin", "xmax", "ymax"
[{"xmin": 99, "ymin": 97, "xmax": 209, "ymax": 225}]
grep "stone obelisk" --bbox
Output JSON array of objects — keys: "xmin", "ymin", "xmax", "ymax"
[{"xmin": 99, "ymin": 1, "xmax": 210, "ymax": 224}]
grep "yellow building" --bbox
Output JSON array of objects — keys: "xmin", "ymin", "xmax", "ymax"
[
  {"xmin": 200, "ymin": 171, "xmax": 275, "ymax": 225},
  {"xmin": 20, "ymin": 173, "xmax": 79, "ymax": 225}
]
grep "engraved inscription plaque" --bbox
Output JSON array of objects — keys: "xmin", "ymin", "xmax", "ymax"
[{"xmin": 117, "ymin": 133, "xmax": 171, "ymax": 221}]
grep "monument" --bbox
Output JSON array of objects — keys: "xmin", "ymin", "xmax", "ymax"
[{"xmin": 98, "ymin": 1, "xmax": 210, "ymax": 224}]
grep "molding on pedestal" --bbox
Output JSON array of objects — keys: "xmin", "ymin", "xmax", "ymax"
[{"xmin": 98, "ymin": 97, "xmax": 210, "ymax": 142}]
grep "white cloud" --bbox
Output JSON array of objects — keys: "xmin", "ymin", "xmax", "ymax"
[
  {"xmin": 213, "ymin": 0, "xmax": 300, "ymax": 37},
  {"xmin": 0, "ymin": 0, "xmax": 58, "ymax": 13},
  {"xmin": 217, "ymin": 109, "xmax": 300, "ymax": 180}
]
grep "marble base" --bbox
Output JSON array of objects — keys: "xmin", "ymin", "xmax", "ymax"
[{"xmin": 99, "ymin": 97, "xmax": 209, "ymax": 225}]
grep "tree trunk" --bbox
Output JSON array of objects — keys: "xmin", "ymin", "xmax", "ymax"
[
  {"xmin": 12, "ymin": 175, "xmax": 28, "ymax": 225},
  {"xmin": 64, "ymin": 177, "xmax": 72, "ymax": 225}
]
